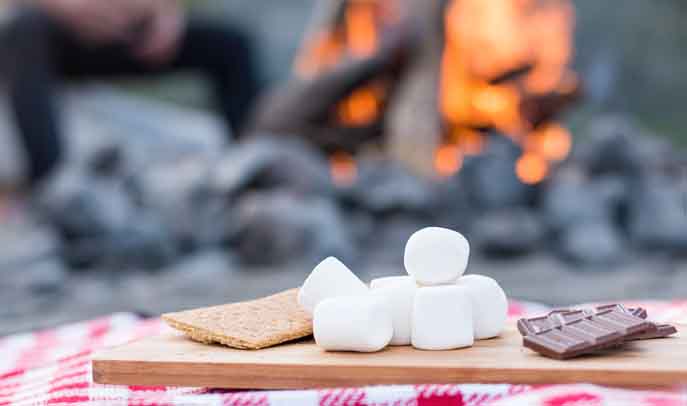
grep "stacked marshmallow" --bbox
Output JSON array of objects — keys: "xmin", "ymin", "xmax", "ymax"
[{"xmin": 298, "ymin": 227, "xmax": 508, "ymax": 352}]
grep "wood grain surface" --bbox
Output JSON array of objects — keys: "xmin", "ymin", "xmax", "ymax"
[{"xmin": 93, "ymin": 322, "xmax": 686, "ymax": 389}]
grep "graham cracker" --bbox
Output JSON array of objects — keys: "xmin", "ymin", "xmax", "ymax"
[{"xmin": 162, "ymin": 289, "xmax": 312, "ymax": 350}]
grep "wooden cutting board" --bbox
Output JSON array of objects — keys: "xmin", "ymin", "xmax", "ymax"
[{"xmin": 93, "ymin": 322, "xmax": 686, "ymax": 389}]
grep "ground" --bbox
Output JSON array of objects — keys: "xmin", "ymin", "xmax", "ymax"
[
  {"xmin": 3, "ymin": 248, "xmax": 687, "ymax": 336},
  {"xmin": 1, "ymin": 87, "xmax": 686, "ymax": 336}
]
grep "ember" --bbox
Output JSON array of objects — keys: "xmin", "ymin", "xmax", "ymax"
[
  {"xmin": 434, "ymin": 143, "xmax": 463, "ymax": 178},
  {"xmin": 337, "ymin": 85, "xmax": 381, "ymax": 126},
  {"xmin": 527, "ymin": 123, "xmax": 572, "ymax": 162},
  {"xmin": 330, "ymin": 150, "xmax": 358, "ymax": 186},
  {"xmin": 515, "ymin": 152, "xmax": 549, "ymax": 185}
]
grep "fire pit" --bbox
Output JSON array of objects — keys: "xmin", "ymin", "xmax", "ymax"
[
  {"xmin": 13, "ymin": 0, "xmax": 685, "ymax": 273},
  {"xmin": 2, "ymin": 0, "xmax": 687, "ymax": 336}
]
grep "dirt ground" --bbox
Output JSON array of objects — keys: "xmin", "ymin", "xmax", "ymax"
[{"xmin": 2, "ymin": 248, "xmax": 686, "ymax": 336}]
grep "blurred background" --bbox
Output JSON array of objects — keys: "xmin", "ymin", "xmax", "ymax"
[{"xmin": 0, "ymin": 0, "xmax": 686, "ymax": 335}]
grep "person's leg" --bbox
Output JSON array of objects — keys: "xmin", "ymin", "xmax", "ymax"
[
  {"xmin": 4, "ymin": 9, "xmax": 63, "ymax": 187},
  {"xmin": 171, "ymin": 20, "xmax": 259, "ymax": 136},
  {"xmin": 56, "ymin": 19, "xmax": 259, "ymax": 137}
]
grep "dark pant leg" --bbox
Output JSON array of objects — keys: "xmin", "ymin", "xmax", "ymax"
[
  {"xmin": 4, "ymin": 9, "xmax": 63, "ymax": 186},
  {"xmin": 172, "ymin": 21, "xmax": 259, "ymax": 135},
  {"xmin": 57, "ymin": 18, "xmax": 260, "ymax": 135}
]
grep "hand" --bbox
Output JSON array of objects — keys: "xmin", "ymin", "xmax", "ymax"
[
  {"xmin": 134, "ymin": 0, "xmax": 185, "ymax": 66},
  {"xmin": 38, "ymin": 0, "xmax": 150, "ymax": 44}
]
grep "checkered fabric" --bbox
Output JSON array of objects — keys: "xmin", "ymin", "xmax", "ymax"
[{"xmin": 2, "ymin": 301, "xmax": 686, "ymax": 406}]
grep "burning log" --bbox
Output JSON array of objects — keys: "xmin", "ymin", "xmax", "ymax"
[
  {"xmin": 519, "ymin": 79, "xmax": 582, "ymax": 129},
  {"xmin": 386, "ymin": 0, "xmax": 449, "ymax": 176},
  {"xmin": 248, "ymin": 23, "xmax": 409, "ymax": 151}
]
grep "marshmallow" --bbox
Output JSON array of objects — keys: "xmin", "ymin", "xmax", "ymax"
[
  {"xmin": 457, "ymin": 274, "xmax": 508, "ymax": 340},
  {"xmin": 313, "ymin": 295, "xmax": 393, "ymax": 352},
  {"xmin": 370, "ymin": 275, "xmax": 414, "ymax": 290},
  {"xmin": 404, "ymin": 227, "xmax": 470, "ymax": 286},
  {"xmin": 411, "ymin": 285, "xmax": 473, "ymax": 350},
  {"xmin": 371, "ymin": 277, "xmax": 416, "ymax": 345},
  {"xmin": 298, "ymin": 257, "xmax": 368, "ymax": 315}
]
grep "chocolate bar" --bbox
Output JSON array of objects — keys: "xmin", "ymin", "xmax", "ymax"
[
  {"xmin": 519, "ymin": 306, "xmax": 659, "ymax": 360},
  {"xmin": 518, "ymin": 305, "xmax": 676, "ymax": 340},
  {"xmin": 523, "ymin": 317, "xmax": 624, "ymax": 359},
  {"xmin": 628, "ymin": 307, "xmax": 648, "ymax": 319},
  {"xmin": 613, "ymin": 306, "xmax": 678, "ymax": 340},
  {"xmin": 627, "ymin": 323, "xmax": 678, "ymax": 340}
]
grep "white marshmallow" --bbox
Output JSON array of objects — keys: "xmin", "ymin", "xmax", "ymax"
[
  {"xmin": 457, "ymin": 274, "xmax": 508, "ymax": 340},
  {"xmin": 298, "ymin": 257, "xmax": 368, "ymax": 315},
  {"xmin": 411, "ymin": 285, "xmax": 473, "ymax": 350},
  {"xmin": 370, "ymin": 277, "xmax": 416, "ymax": 345},
  {"xmin": 370, "ymin": 275, "xmax": 414, "ymax": 290},
  {"xmin": 313, "ymin": 295, "xmax": 393, "ymax": 352},
  {"xmin": 404, "ymin": 227, "xmax": 470, "ymax": 286}
]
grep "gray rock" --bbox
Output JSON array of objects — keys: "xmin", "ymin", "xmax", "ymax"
[
  {"xmin": 365, "ymin": 215, "xmax": 426, "ymax": 267},
  {"xmin": 36, "ymin": 167, "xmax": 184, "ymax": 269},
  {"xmin": 37, "ymin": 170, "xmax": 135, "ymax": 240},
  {"xmin": 228, "ymin": 191, "xmax": 354, "ymax": 265},
  {"xmin": 126, "ymin": 153, "xmax": 226, "ymax": 249},
  {"xmin": 87, "ymin": 143, "xmax": 125, "ymax": 177},
  {"xmin": 343, "ymin": 159, "xmax": 437, "ymax": 214},
  {"xmin": 542, "ymin": 167, "xmax": 611, "ymax": 232},
  {"xmin": 0, "ymin": 221, "xmax": 60, "ymax": 268},
  {"xmin": 558, "ymin": 221, "xmax": 626, "ymax": 266},
  {"xmin": 342, "ymin": 209, "xmax": 376, "ymax": 247},
  {"xmin": 64, "ymin": 212, "xmax": 179, "ymax": 270},
  {"xmin": 431, "ymin": 177, "xmax": 475, "ymax": 233},
  {"xmin": 21, "ymin": 259, "xmax": 68, "ymax": 294},
  {"xmin": 165, "ymin": 250, "xmax": 233, "ymax": 280},
  {"xmin": 211, "ymin": 136, "xmax": 333, "ymax": 198},
  {"xmin": 127, "ymin": 153, "xmax": 215, "ymax": 209},
  {"xmin": 461, "ymin": 136, "xmax": 533, "ymax": 210},
  {"xmin": 590, "ymin": 175, "xmax": 628, "ymax": 213},
  {"xmin": 576, "ymin": 115, "xmax": 675, "ymax": 175},
  {"xmin": 1, "ymin": 257, "xmax": 68, "ymax": 296},
  {"xmin": 626, "ymin": 172, "xmax": 687, "ymax": 252},
  {"xmin": 471, "ymin": 208, "xmax": 545, "ymax": 257},
  {"xmin": 0, "ymin": 97, "xmax": 26, "ymax": 186},
  {"xmin": 104, "ymin": 213, "xmax": 180, "ymax": 269}
]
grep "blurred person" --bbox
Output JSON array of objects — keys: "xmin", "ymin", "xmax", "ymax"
[{"xmin": 1, "ymin": 0, "xmax": 258, "ymax": 188}]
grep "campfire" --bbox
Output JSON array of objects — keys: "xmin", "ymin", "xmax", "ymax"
[
  {"xmin": 12, "ymin": 0, "xmax": 683, "ymax": 279},
  {"xmin": 253, "ymin": 0, "xmax": 580, "ymax": 185}
]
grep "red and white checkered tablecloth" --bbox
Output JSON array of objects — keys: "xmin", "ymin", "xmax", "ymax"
[{"xmin": 2, "ymin": 301, "xmax": 687, "ymax": 406}]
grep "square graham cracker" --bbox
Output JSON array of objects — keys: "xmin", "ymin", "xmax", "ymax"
[{"xmin": 162, "ymin": 289, "xmax": 312, "ymax": 350}]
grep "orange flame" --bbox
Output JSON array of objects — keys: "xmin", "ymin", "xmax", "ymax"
[
  {"xmin": 434, "ymin": 143, "xmax": 464, "ymax": 177},
  {"xmin": 515, "ymin": 152, "xmax": 549, "ymax": 184},
  {"xmin": 345, "ymin": 1, "xmax": 379, "ymax": 59},
  {"xmin": 473, "ymin": 84, "xmax": 523, "ymax": 134},
  {"xmin": 525, "ymin": 1, "xmax": 574, "ymax": 94},
  {"xmin": 330, "ymin": 151, "xmax": 358, "ymax": 186},
  {"xmin": 438, "ymin": 0, "xmax": 574, "ymax": 179},
  {"xmin": 295, "ymin": 0, "xmax": 387, "ymax": 127},
  {"xmin": 294, "ymin": 0, "xmax": 575, "ymax": 180},
  {"xmin": 294, "ymin": 31, "xmax": 344, "ymax": 78},
  {"xmin": 445, "ymin": 0, "xmax": 532, "ymax": 80},
  {"xmin": 337, "ymin": 86, "xmax": 381, "ymax": 126},
  {"xmin": 293, "ymin": 0, "xmax": 386, "ymax": 78},
  {"xmin": 439, "ymin": 42, "xmax": 469, "ymax": 124},
  {"xmin": 527, "ymin": 122, "xmax": 572, "ymax": 162},
  {"xmin": 449, "ymin": 128, "xmax": 486, "ymax": 156}
]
